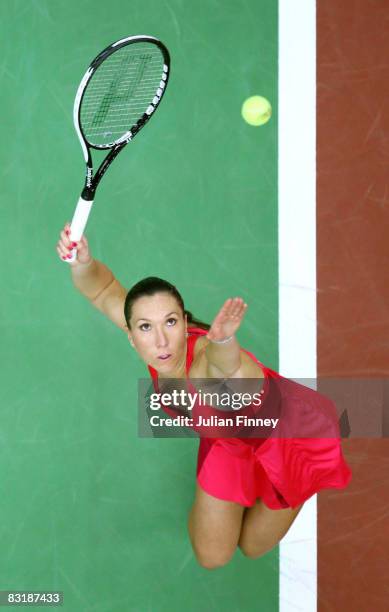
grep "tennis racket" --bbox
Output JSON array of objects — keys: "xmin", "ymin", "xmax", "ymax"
[{"xmin": 66, "ymin": 35, "xmax": 170, "ymax": 262}]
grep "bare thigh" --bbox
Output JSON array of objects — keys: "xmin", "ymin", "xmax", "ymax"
[
  {"xmin": 238, "ymin": 498, "xmax": 304, "ymax": 558},
  {"xmin": 188, "ymin": 484, "xmax": 245, "ymax": 570}
]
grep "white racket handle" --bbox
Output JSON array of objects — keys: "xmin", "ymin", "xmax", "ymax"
[{"xmin": 66, "ymin": 196, "xmax": 94, "ymax": 263}]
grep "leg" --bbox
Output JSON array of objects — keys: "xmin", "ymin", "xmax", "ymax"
[
  {"xmin": 238, "ymin": 498, "xmax": 304, "ymax": 559},
  {"xmin": 188, "ymin": 483, "xmax": 246, "ymax": 570}
]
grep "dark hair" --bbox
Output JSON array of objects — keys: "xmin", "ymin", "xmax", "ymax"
[{"xmin": 124, "ymin": 277, "xmax": 210, "ymax": 331}]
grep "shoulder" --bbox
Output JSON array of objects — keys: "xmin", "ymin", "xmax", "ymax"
[
  {"xmin": 190, "ymin": 334, "xmax": 265, "ymax": 379},
  {"xmin": 187, "ymin": 328, "xmax": 209, "ymax": 358},
  {"xmin": 186, "ymin": 330, "xmax": 210, "ymax": 377},
  {"xmin": 192, "ymin": 334, "xmax": 209, "ymax": 359}
]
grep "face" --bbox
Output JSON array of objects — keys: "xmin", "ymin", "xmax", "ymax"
[{"xmin": 128, "ymin": 292, "xmax": 187, "ymax": 377}]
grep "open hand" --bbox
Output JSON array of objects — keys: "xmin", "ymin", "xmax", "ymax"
[{"xmin": 207, "ymin": 298, "xmax": 248, "ymax": 342}]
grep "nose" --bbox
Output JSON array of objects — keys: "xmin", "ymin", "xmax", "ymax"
[{"xmin": 155, "ymin": 327, "xmax": 168, "ymax": 348}]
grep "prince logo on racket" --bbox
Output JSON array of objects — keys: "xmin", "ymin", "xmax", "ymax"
[{"xmin": 91, "ymin": 55, "xmax": 153, "ymax": 127}]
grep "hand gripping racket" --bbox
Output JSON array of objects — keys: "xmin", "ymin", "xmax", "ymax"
[{"xmin": 66, "ymin": 35, "xmax": 170, "ymax": 262}]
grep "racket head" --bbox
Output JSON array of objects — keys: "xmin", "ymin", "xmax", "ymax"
[{"xmin": 73, "ymin": 35, "xmax": 170, "ymax": 153}]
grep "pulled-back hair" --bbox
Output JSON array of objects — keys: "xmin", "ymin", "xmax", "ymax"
[{"xmin": 124, "ymin": 277, "xmax": 210, "ymax": 331}]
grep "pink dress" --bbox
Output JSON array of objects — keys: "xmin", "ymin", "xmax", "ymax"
[{"xmin": 148, "ymin": 327, "xmax": 352, "ymax": 509}]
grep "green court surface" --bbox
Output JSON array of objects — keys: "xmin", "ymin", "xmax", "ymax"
[{"xmin": 1, "ymin": 1, "xmax": 279, "ymax": 610}]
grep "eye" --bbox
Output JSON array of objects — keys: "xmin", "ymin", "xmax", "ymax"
[
  {"xmin": 166, "ymin": 318, "xmax": 177, "ymax": 326},
  {"xmin": 139, "ymin": 323, "xmax": 151, "ymax": 331}
]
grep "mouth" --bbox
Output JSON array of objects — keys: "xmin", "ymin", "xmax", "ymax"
[{"xmin": 158, "ymin": 354, "xmax": 172, "ymax": 361}]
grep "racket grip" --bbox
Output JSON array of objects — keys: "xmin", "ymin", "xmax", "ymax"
[{"xmin": 66, "ymin": 196, "xmax": 94, "ymax": 263}]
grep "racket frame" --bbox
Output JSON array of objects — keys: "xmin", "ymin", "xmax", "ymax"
[
  {"xmin": 73, "ymin": 34, "xmax": 170, "ymax": 202},
  {"xmin": 67, "ymin": 35, "xmax": 170, "ymax": 261}
]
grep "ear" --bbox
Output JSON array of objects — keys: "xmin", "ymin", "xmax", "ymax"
[
  {"xmin": 127, "ymin": 332, "xmax": 135, "ymax": 348},
  {"xmin": 184, "ymin": 313, "xmax": 188, "ymax": 333}
]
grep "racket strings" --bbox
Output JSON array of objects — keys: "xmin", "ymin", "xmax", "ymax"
[{"xmin": 80, "ymin": 43, "xmax": 165, "ymax": 146}]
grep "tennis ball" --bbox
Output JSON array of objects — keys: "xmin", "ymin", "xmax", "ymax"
[{"xmin": 241, "ymin": 96, "xmax": 272, "ymax": 126}]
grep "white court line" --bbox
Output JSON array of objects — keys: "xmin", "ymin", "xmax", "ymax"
[{"xmin": 278, "ymin": 1, "xmax": 317, "ymax": 611}]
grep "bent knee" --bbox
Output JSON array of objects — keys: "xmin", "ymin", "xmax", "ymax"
[
  {"xmin": 195, "ymin": 550, "xmax": 233, "ymax": 570},
  {"xmin": 239, "ymin": 540, "xmax": 276, "ymax": 559},
  {"xmin": 190, "ymin": 539, "xmax": 235, "ymax": 569}
]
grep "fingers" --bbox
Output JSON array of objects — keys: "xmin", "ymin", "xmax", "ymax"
[
  {"xmin": 209, "ymin": 298, "xmax": 247, "ymax": 331},
  {"xmin": 221, "ymin": 297, "xmax": 248, "ymax": 319},
  {"xmin": 79, "ymin": 234, "xmax": 88, "ymax": 249},
  {"xmin": 56, "ymin": 222, "xmax": 92, "ymax": 265},
  {"xmin": 56, "ymin": 222, "xmax": 78, "ymax": 261},
  {"xmin": 207, "ymin": 297, "xmax": 248, "ymax": 342}
]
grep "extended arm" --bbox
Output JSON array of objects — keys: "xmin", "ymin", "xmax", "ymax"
[
  {"xmin": 205, "ymin": 298, "xmax": 248, "ymax": 377},
  {"xmin": 56, "ymin": 223, "xmax": 128, "ymax": 332}
]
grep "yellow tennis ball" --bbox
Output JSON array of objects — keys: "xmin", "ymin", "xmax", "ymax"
[{"xmin": 241, "ymin": 96, "xmax": 272, "ymax": 126}]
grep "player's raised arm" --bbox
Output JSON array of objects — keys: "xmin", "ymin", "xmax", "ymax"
[
  {"xmin": 205, "ymin": 298, "xmax": 248, "ymax": 377},
  {"xmin": 56, "ymin": 222, "xmax": 128, "ymax": 332}
]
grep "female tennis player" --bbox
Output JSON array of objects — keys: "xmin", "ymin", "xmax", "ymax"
[{"xmin": 57, "ymin": 224, "xmax": 351, "ymax": 569}]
